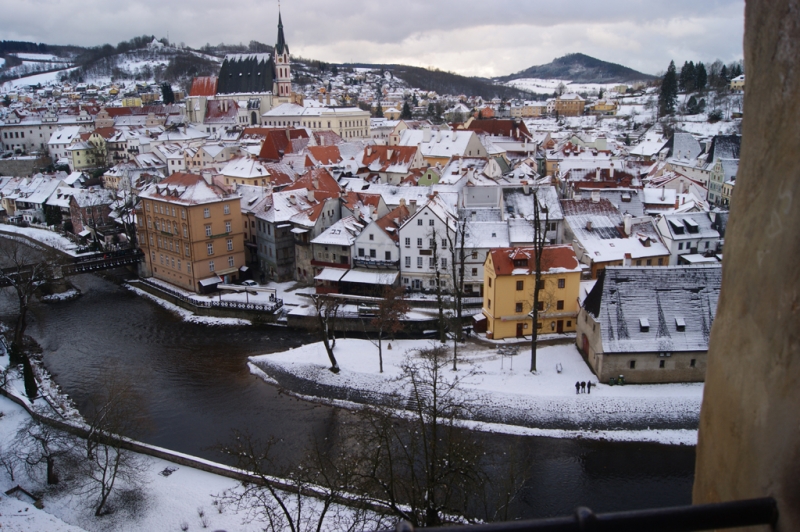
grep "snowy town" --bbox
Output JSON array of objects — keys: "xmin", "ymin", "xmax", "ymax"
[{"xmin": 0, "ymin": 2, "xmax": 793, "ymax": 532}]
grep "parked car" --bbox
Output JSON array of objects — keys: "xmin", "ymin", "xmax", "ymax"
[{"xmin": 242, "ymin": 280, "xmax": 258, "ymax": 287}]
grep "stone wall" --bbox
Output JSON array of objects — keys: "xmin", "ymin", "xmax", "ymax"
[
  {"xmin": 0, "ymin": 157, "xmax": 42, "ymax": 177},
  {"xmin": 692, "ymin": 2, "xmax": 800, "ymax": 531}
]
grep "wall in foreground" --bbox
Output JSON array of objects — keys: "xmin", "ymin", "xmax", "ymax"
[{"xmin": 692, "ymin": 2, "xmax": 800, "ymax": 531}]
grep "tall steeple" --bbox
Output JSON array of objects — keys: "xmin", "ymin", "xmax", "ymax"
[
  {"xmin": 274, "ymin": 8, "xmax": 292, "ymax": 98},
  {"xmin": 275, "ymin": 11, "xmax": 289, "ymax": 55}
]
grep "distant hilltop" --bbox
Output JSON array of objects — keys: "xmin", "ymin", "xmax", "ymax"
[{"xmin": 498, "ymin": 53, "xmax": 657, "ymax": 84}]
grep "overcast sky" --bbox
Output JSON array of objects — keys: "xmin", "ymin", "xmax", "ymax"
[{"xmin": 3, "ymin": 0, "xmax": 745, "ymax": 77}]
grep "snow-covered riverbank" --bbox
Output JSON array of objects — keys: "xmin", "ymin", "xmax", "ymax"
[{"xmin": 251, "ymin": 339, "xmax": 702, "ymax": 445}]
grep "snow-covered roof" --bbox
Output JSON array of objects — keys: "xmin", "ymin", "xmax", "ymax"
[
  {"xmin": 311, "ymin": 215, "xmax": 364, "ymax": 246},
  {"xmin": 584, "ymin": 266, "xmax": 721, "ymax": 354}
]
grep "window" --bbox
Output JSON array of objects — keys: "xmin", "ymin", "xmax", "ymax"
[
  {"xmin": 658, "ymin": 258, "xmax": 664, "ymax": 265},
  {"xmin": 159, "ymin": 254, "xmax": 164, "ymax": 265},
  {"xmin": 358, "ymin": 248, "xmax": 365, "ymax": 257},
  {"xmin": 183, "ymin": 225, "xmax": 188, "ymax": 237},
  {"xmin": 149, "ymin": 235, "xmax": 154, "ymax": 246},
  {"xmin": 228, "ymin": 256, "xmax": 235, "ymax": 268},
  {"xmin": 429, "ymin": 257, "xmax": 435, "ymax": 268},
  {"xmin": 558, "ymin": 278, "xmax": 565, "ymax": 289},
  {"xmin": 472, "ymin": 251, "xmax": 478, "ymax": 259},
  {"xmin": 567, "ymin": 320, "xmax": 572, "ymax": 327},
  {"xmin": 429, "ymin": 238, "xmax": 435, "ymax": 248},
  {"xmin": 209, "ymin": 261, "xmax": 215, "ymax": 272},
  {"xmin": 536, "ymin": 302, "xmax": 544, "ymax": 311},
  {"xmin": 225, "ymin": 221, "xmax": 231, "ymax": 233},
  {"xmin": 678, "ymin": 242, "xmax": 684, "ymax": 250},
  {"xmin": 557, "ymin": 300, "xmax": 564, "ymax": 310},
  {"xmin": 417, "ymin": 219, "xmax": 423, "ymax": 226},
  {"xmin": 472, "ymin": 268, "xmax": 478, "ymax": 276},
  {"xmin": 646, "ymin": 259, "xmax": 652, "ymax": 266},
  {"xmin": 207, "ymin": 243, "xmax": 214, "ymax": 255},
  {"xmin": 205, "ymin": 225, "xmax": 212, "ymax": 237},
  {"xmin": 185, "ymin": 244, "xmax": 190, "ymax": 256},
  {"xmin": 177, "ymin": 260, "xmax": 181, "ymax": 270},
  {"xmin": 705, "ymin": 241, "xmax": 710, "ymax": 249},
  {"xmin": 181, "ymin": 209, "xmax": 186, "ymax": 219},
  {"xmin": 659, "ymin": 360, "xmax": 666, "ymax": 368},
  {"xmin": 405, "ymin": 256, "xmax": 411, "ymax": 267},
  {"xmin": 385, "ymin": 251, "xmax": 391, "ymax": 260},
  {"xmin": 442, "ymin": 239, "xmax": 447, "ymax": 249},
  {"xmin": 417, "ymin": 257, "xmax": 423, "ymax": 268},
  {"xmin": 636, "ymin": 260, "xmax": 642, "ymax": 266},
  {"xmin": 369, "ymin": 233, "xmax": 374, "ymax": 241},
  {"xmin": 515, "ymin": 303, "xmax": 523, "ymax": 313},
  {"xmin": 370, "ymin": 249, "xmax": 376, "ymax": 258},
  {"xmin": 629, "ymin": 360, "xmax": 636, "ymax": 369},
  {"xmin": 516, "ymin": 280, "xmax": 524, "ymax": 291},
  {"xmin": 151, "ymin": 251, "xmax": 155, "ymax": 261},
  {"xmin": 441, "ymin": 258, "xmax": 447, "ymax": 268},
  {"xmin": 488, "ymin": 277, "xmax": 492, "ymax": 287},
  {"xmin": 488, "ymin": 299, "xmax": 491, "ymax": 309},
  {"xmin": 224, "ymin": 204, "xmax": 230, "ymax": 215},
  {"xmin": 227, "ymin": 239, "xmax": 233, "ymax": 251},
  {"xmin": 690, "ymin": 359, "xmax": 696, "ymax": 367},
  {"xmin": 429, "ymin": 219, "xmax": 434, "ymax": 226},
  {"xmin": 203, "ymin": 208, "xmax": 210, "ymax": 218},
  {"xmin": 417, "ymin": 238, "xmax": 422, "ymax": 247},
  {"xmin": 537, "ymin": 280, "xmax": 545, "ymax": 289},
  {"xmin": 405, "ymin": 237, "xmax": 410, "ymax": 247},
  {"xmin": 145, "ymin": 202, "xmax": 150, "ymax": 212}
]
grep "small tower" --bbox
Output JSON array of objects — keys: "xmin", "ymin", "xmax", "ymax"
[{"xmin": 274, "ymin": 11, "xmax": 292, "ymax": 98}]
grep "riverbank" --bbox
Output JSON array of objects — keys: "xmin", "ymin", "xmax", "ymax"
[{"xmin": 250, "ymin": 339, "xmax": 702, "ymax": 445}]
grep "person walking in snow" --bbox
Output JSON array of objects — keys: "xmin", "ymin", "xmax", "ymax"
[
  {"xmin": 580, "ymin": 381, "xmax": 586, "ymax": 393},
  {"xmin": 586, "ymin": 381, "xmax": 592, "ymax": 394},
  {"xmin": 575, "ymin": 381, "xmax": 580, "ymax": 394}
]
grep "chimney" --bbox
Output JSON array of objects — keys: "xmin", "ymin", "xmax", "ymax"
[
  {"xmin": 408, "ymin": 199, "xmax": 417, "ymax": 214},
  {"xmin": 307, "ymin": 189, "xmax": 315, "ymax": 202},
  {"xmin": 623, "ymin": 253, "xmax": 632, "ymax": 266},
  {"xmin": 326, "ymin": 93, "xmax": 331, "ymax": 106},
  {"xmin": 595, "ymin": 167, "xmax": 601, "ymax": 181},
  {"xmin": 312, "ymin": 175, "xmax": 319, "ymax": 189},
  {"xmin": 609, "ymin": 162, "xmax": 614, "ymax": 178},
  {"xmin": 591, "ymin": 190, "xmax": 600, "ymax": 203},
  {"xmin": 422, "ymin": 126, "xmax": 432, "ymax": 143},
  {"xmin": 623, "ymin": 213, "xmax": 632, "ymax": 236},
  {"xmin": 288, "ymin": 194, "xmax": 296, "ymax": 205},
  {"xmin": 318, "ymin": 93, "xmax": 323, "ymax": 103},
  {"xmin": 661, "ymin": 187, "xmax": 666, "ymax": 201},
  {"xmin": 387, "ymin": 149, "xmax": 393, "ymax": 159},
  {"xmin": 367, "ymin": 146, "xmax": 372, "ymax": 156},
  {"xmin": 585, "ymin": 220, "xmax": 593, "ymax": 231}
]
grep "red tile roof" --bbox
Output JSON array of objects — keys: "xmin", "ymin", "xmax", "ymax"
[
  {"xmin": 257, "ymin": 129, "xmax": 310, "ymax": 161},
  {"xmin": 285, "ymin": 168, "xmax": 340, "ymax": 199},
  {"xmin": 374, "ymin": 204, "xmax": 410, "ymax": 242},
  {"xmin": 189, "ymin": 76, "xmax": 218, "ymax": 97},
  {"xmin": 307, "ymin": 145, "xmax": 342, "ymax": 165},
  {"xmin": 489, "ymin": 245, "xmax": 580, "ymax": 275},
  {"xmin": 467, "ymin": 119, "xmax": 531, "ymax": 139}
]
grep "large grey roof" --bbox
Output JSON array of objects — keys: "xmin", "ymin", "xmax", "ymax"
[
  {"xmin": 586, "ymin": 266, "xmax": 721, "ymax": 354},
  {"xmin": 704, "ymin": 135, "xmax": 741, "ymax": 166},
  {"xmin": 217, "ymin": 54, "xmax": 275, "ymax": 95},
  {"xmin": 666, "ymin": 132, "xmax": 702, "ymax": 161}
]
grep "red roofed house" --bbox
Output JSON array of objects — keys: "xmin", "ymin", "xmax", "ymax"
[
  {"xmin": 357, "ymin": 144, "xmax": 425, "ymax": 185},
  {"xmin": 482, "ymin": 245, "xmax": 582, "ymax": 339}
]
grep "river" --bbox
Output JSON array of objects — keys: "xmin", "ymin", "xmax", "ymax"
[{"xmin": 5, "ymin": 272, "xmax": 696, "ymax": 519}]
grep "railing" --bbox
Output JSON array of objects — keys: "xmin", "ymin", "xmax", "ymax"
[
  {"xmin": 385, "ymin": 497, "xmax": 778, "ymax": 532},
  {"xmin": 138, "ymin": 277, "xmax": 284, "ymax": 314}
]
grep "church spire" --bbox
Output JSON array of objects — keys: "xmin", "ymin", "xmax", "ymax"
[{"xmin": 275, "ymin": 11, "xmax": 289, "ymax": 55}]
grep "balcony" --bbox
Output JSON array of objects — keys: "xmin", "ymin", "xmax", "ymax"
[{"xmin": 353, "ymin": 257, "xmax": 399, "ymax": 269}]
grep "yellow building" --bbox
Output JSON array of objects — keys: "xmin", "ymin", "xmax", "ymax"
[
  {"xmin": 730, "ymin": 75, "xmax": 745, "ymax": 92},
  {"xmin": 483, "ymin": 245, "xmax": 582, "ymax": 340},
  {"xmin": 137, "ymin": 172, "xmax": 246, "ymax": 292},
  {"xmin": 121, "ymin": 97, "xmax": 143, "ymax": 107},
  {"xmin": 555, "ymin": 93, "xmax": 585, "ymax": 117}
]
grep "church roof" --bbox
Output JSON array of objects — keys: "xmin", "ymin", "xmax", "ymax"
[{"xmin": 217, "ymin": 54, "xmax": 275, "ymax": 95}]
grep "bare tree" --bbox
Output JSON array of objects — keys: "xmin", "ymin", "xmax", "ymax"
[
  {"xmin": 79, "ymin": 369, "xmax": 149, "ymax": 516},
  {"xmin": 0, "ymin": 237, "xmax": 59, "ymax": 349},
  {"xmin": 364, "ymin": 285, "xmax": 410, "ymax": 373},
  {"xmin": 9, "ymin": 415, "xmax": 77, "ymax": 486},
  {"xmin": 312, "ymin": 294, "xmax": 341, "ymax": 373},
  {"xmin": 528, "ymin": 187, "xmax": 550, "ymax": 373},
  {"xmin": 353, "ymin": 345, "xmax": 488, "ymax": 527},
  {"xmin": 445, "ymin": 217, "xmax": 469, "ymax": 371},
  {"xmin": 217, "ymin": 431, "xmax": 388, "ymax": 532}
]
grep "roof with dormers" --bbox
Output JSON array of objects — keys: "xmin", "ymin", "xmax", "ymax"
[
  {"xmin": 488, "ymin": 245, "xmax": 581, "ymax": 276},
  {"xmin": 140, "ymin": 172, "xmax": 237, "ymax": 205}
]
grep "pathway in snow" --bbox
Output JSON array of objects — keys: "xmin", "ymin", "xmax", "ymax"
[{"xmin": 251, "ymin": 339, "xmax": 702, "ymax": 445}]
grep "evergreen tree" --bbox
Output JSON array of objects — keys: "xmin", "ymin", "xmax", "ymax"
[
  {"xmin": 720, "ymin": 64, "xmax": 729, "ymax": 83},
  {"xmin": 598, "ymin": 88, "xmax": 604, "ymax": 99},
  {"xmin": 686, "ymin": 95, "xmax": 700, "ymax": 115},
  {"xmin": 375, "ymin": 101, "xmax": 384, "ymax": 118},
  {"xmin": 160, "ymin": 82, "xmax": 175, "ymax": 104},
  {"xmin": 695, "ymin": 63, "xmax": 708, "ymax": 91},
  {"xmin": 400, "ymin": 101, "xmax": 413, "ymax": 120},
  {"xmin": 658, "ymin": 60, "xmax": 679, "ymax": 117},
  {"xmin": 679, "ymin": 61, "xmax": 696, "ymax": 92},
  {"xmin": 412, "ymin": 93, "xmax": 418, "ymax": 106},
  {"xmin": 427, "ymin": 102, "xmax": 435, "ymax": 119}
]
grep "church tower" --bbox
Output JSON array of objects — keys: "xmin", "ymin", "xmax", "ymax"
[{"xmin": 274, "ymin": 11, "xmax": 292, "ymax": 98}]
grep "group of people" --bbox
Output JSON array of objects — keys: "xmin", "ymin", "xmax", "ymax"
[{"xmin": 575, "ymin": 381, "xmax": 593, "ymax": 394}]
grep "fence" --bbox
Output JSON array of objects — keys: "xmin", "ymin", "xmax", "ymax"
[{"xmin": 137, "ymin": 277, "xmax": 284, "ymax": 314}]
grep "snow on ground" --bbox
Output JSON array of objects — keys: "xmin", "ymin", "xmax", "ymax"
[
  {"xmin": 10, "ymin": 53, "xmax": 66, "ymax": 62},
  {"xmin": 251, "ymin": 339, "xmax": 702, "ymax": 444},
  {"xmin": 125, "ymin": 284, "xmax": 251, "ymax": 326},
  {"xmin": 506, "ymin": 78, "xmax": 619, "ymax": 96},
  {"xmin": 1, "ymin": 68, "xmax": 78, "ymax": 90},
  {"xmin": 40, "ymin": 289, "xmax": 80, "ymax": 302},
  {"xmin": 143, "ymin": 276, "xmax": 314, "ymax": 307},
  {"xmin": 0, "ymin": 225, "xmax": 82, "ymax": 256}
]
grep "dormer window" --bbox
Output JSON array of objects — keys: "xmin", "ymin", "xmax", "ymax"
[
  {"xmin": 513, "ymin": 259, "xmax": 527, "ymax": 268},
  {"xmin": 675, "ymin": 317, "xmax": 686, "ymax": 331},
  {"xmin": 639, "ymin": 318, "xmax": 650, "ymax": 332}
]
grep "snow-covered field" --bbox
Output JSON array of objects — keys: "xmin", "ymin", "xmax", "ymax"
[
  {"xmin": 251, "ymin": 339, "xmax": 702, "ymax": 445},
  {"xmin": 1, "ymin": 68, "xmax": 78, "ymax": 90},
  {"xmin": 9, "ymin": 53, "xmax": 66, "ymax": 62},
  {"xmin": 506, "ymin": 78, "xmax": 620, "ymax": 96}
]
